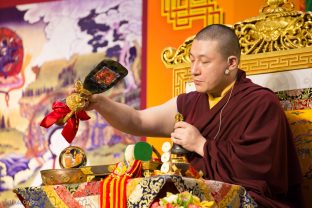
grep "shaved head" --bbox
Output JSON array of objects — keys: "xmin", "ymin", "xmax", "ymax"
[{"xmin": 194, "ymin": 24, "xmax": 241, "ymax": 61}]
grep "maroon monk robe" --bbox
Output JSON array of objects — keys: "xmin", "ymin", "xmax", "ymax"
[{"xmin": 177, "ymin": 70, "xmax": 304, "ymax": 207}]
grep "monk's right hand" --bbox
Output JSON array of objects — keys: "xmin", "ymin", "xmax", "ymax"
[{"xmin": 84, "ymin": 93, "xmax": 103, "ymax": 111}]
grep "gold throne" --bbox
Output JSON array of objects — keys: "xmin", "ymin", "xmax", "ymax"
[{"xmin": 162, "ymin": 0, "xmax": 312, "ymax": 205}]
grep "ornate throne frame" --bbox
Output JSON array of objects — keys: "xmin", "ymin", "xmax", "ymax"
[
  {"xmin": 161, "ymin": 0, "xmax": 312, "ymax": 205},
  {"xmin": 162, "ymin": 0, "xmax": 312, "ymax": 96}
]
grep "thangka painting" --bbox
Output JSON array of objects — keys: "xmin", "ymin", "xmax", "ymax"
[{"xmin": 0, "ymin": 0, "xmax": 143, "ymax": 205}]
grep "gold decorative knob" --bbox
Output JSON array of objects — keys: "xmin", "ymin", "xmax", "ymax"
[{"xmin": 59, "ymin": 146, "xmax": 87, "ymax": 168}]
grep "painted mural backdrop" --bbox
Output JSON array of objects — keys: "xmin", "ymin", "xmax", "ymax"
[{"xmin": 0, "ymin": 0, "xmax": 142, "ymax": 206}]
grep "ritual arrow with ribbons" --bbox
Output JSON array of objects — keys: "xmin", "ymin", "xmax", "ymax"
[{"xmin": 40, "ymin": 59, "xmax": 128, "ymax": 143}]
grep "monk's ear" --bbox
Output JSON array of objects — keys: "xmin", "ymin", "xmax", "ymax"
[{"xmin": 227, "ymin": 56, "xmax": 239, "ymax": 71}]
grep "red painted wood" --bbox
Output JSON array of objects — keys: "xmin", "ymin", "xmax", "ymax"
[{"xmin": 0, "ymin": 0, "xmax": 59, "ymax": 8}]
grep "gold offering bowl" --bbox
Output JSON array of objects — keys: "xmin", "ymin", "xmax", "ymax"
[
  {"xmin": 40, "ymin": 146, "xmax": 114, "ymax": 185},
  {"xmin": 41, "ymin": 168, "xmax": 88, "ymax": 185},
  {"xmin": 40, "ymin": 164, "xmax": 114, "ymax": 185}
]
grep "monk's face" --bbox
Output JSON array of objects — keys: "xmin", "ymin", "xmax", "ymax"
[{"xmin": 190, "ymin": 39, "xmax": 231, "ymax": 96}]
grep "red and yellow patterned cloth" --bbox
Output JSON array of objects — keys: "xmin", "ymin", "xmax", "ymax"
[
  {"xmin": 14, "ymin": 175, "xmax": 256, "ymax": 208},
  {"xmin": 100, "ymin": 160, "xmax": 142, "ymax": 208}
]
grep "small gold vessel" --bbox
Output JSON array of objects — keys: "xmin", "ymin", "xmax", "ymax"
[
  {"xmin": 40, "ymin": 146, "xmax": 113, "ymax": 185},
  {"xmin": 59, "ymin": 146, "xmax": 87, "ymax": 168}
]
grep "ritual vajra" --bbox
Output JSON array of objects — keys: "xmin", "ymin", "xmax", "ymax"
[{"xmin": 37, "ymin": 59, "xmax": 216, "ymax": 208}]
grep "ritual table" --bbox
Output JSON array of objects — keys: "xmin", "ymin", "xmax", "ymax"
[{"xmin": 14, "ymin": 175, "xmax": 256, "ymax": 207}]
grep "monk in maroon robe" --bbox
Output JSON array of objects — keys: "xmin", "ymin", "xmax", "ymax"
[
  {"xmin": 177, "ymin": 69, "xmax": 303, "ymax": 207},
  {"xmin": 88, "ymin": 24, "xmax": 304, "ymax": 207}
]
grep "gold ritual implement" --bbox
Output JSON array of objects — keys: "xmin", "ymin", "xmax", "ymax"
[{"xmin": 171, "ymin": 113, "xmax": 189, "ymax": 163}]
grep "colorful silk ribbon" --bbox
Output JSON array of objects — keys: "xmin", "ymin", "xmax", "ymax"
[
  {"xmin": 100, "ymin": 160, "xmax": 142, "ymax": 208},
  {"xmin": 40, "ymin": 101, "xmax": 90, "ymax": 143}
]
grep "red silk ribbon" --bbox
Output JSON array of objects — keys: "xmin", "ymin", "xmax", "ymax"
[{"xmin": 40, "ymin": 101, "xmax": 90, "ymax": 143}]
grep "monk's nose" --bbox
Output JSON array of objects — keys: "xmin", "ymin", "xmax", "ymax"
[{"xmin": 191, "ymin": 62, "xmax": 200, "ymax": 75}]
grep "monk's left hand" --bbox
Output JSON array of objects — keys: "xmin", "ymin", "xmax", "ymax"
[{"xmin": 170, "ymin": 121, "xmax": 206, "ymax": 157}]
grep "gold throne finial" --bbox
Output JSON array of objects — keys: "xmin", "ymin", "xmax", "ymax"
[
  {"xmin": 261, "ymin": 0, "xmax": 294, "ymax": 14},
  {"xmin": 234, "ymin": 0, "xmax": 310, "ymax": 55}
]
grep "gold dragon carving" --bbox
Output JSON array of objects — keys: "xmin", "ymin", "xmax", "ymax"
[
  {"xmin": 235, "ymin": 0, "xmax": 311, "ymax": 54},
  {"xmin": 162, "ymin": 0, "xmax": 312, "ymax": 78}
]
